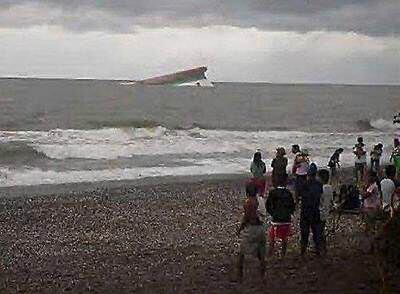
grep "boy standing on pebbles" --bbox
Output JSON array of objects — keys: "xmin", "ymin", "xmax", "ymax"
[
  {"xmin": 266, "ymin": 173, "xmax": 295, "ymax": 257},
  {"xmin": 237, "ymin": 183, "xmax": 266, "ymax": 281}
]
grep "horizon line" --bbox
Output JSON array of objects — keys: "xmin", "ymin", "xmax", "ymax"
[{"xmin": 1, "ymin": 75, "xmax": 400, "ymax": 87}]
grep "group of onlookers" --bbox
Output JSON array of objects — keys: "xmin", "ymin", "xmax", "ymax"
[{"xmin": 236, "ymin": 137, "xmax": 400, "ymax": 280}]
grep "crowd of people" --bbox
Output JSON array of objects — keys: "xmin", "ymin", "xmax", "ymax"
[{"xmin": 236, "ymin": 137, "xmax": 400, "ymax": 280}]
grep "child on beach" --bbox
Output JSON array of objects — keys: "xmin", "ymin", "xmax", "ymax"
[
  {"xmin": 237, "ymin": 183, "xmax": 266, "ymax": 280},
  {"xmin": 328, "ymin": 148, "xmax": 343, "ymax": 190},
  {"xmin": 354, "ymin": 137, "xmax": 367, "ymax": 185},
  {"xmin": 266, "ymin": 173, "xmax": 295, "ymax": 257},
  {"xmin": 317, "ymin": 169, "xmax": 333, "ymax": 254},
  {"xmin": 300, "ymin": 163, "xmax": 323, "ymax": 256},
  {"xmin": 370, "ymin": 143, "xmax": 383, "ymax": 173},
  {"xmin": 390, "ymin": 138, "xmax": 400, "ymax": 177},
  {"xmin": 271, "ymin": 147, "xmax": 288, "ymax": 187},
  {"xmin": 250, "ymin": 151, "xmax": 267, "ymax": 196},
  {"xmin": 292, "ymin": 145, "xmax": 310, "ymax": 203}
]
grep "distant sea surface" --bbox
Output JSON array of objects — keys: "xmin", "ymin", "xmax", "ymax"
[{"xmin": 0, "ymin": 78, "xmax": 399, "ymax": 187}]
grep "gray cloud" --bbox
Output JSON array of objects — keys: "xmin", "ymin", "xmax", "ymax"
[
  {"xmin": 0, "ymin": 0, "xmax": 399, "ymax": 36},
  {"xmin": 1, "ymin": 20, "xmax": 399, "ymax": 83}
]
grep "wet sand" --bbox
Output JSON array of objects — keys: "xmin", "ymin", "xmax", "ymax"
[{"xmin": 0, "ymin": 169, "xmax": 398, "ymax": 293}]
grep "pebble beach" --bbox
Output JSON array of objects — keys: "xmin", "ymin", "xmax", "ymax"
[{"xmin": 1, "ymin": 169, "xmax": 398, "ymax": 293}]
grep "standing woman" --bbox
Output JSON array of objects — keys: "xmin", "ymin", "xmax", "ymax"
[
  {"xmin": 328, "ymin": 148, "xmax": 344, "ymax": 191},
  {"xmin": 250, "ymin": 151, "xmax": 267, "ymax": 196},
  {"xmin": 271, "ymin": 147, "xmax": 288, "ymax": 187}
]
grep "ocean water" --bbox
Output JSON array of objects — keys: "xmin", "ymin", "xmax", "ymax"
[{"xmin": 0, "ymin": 78, "xmax": 399, "ymax": 187}]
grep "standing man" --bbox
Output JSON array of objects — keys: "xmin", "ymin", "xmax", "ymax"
[
  {"xmin": 266, "ymin": 173, "xmax": 295, "ymax": 257},
  {"xmin": 292, "ymin": 145, "xmax": 309, "ymax": 204},
  {"xmin": 300, "ymin": 163, "xmax": 323, "ymax": 256},
  {"xmin": 354, "ymin": 137, "xmax": 367, "ymax": 186},
  {"xmin": 370, "ymin": 143, "xmax": 383, "ymax": 173},
  {"xmin": 390, "ymin": 138, "xmax": 400, "ymax": 178}
]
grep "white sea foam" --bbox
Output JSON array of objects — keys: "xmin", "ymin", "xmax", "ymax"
[
  {"xmin": 370, "ymin": 118, "xmax": 397, "ymax": 131},
  {"xmin": 0, "ymin": 125, "xmax": 395, "ymax": 161},
  {"xmin": 0, "ymin": 126, "xmax": 169, "ymax": 143},
  {"xmin": 0, "ymin": 123, "xmax": 397, "ymax": 187},
  {"xmin": 0, "ymin": 158, "xmax": 249, "ymax": 187}
]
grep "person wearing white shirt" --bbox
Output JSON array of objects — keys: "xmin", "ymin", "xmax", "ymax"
[
  {"xmin": 317, "ymin": 169, "xmax": 333, "ymax": 255},
  {"xmin": 291, "ymin": 145, "xmax": 310, "ymax": 203},
  {"xmin": 380, "ymin": 165, "xmax": 396, "ymax": 213}
]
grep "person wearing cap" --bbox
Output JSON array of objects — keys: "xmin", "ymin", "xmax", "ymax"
[
  {"xmin": 271, "ymin": 147, "xmax": 288, "ymax": 187},
  {"xmin": 291, "ymin": 145, "xmax": 310, "ymax": 203},
  {"xmin": 300, "ymin": 163, "xmax": 323, "ymax": 256}
]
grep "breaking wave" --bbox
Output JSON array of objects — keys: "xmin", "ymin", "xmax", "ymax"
[
  {"xmin": 0, "ymin": 125, "xmax": 395, "ymax": 162},
  {"xmin": 369, "ymin": 118, "xmax": 398, "ymax": 131},
  {"xmin": 0, "ymin": 158, "xmax": 249, "ymax": 187},
  {"xmin": 0, "ymin": 124, "xmax": 396, "ymax": 187},
  {"xmin": 0, "ymin": 142, "xmax": 49, "ymax": 165},
  {"xmin": 356, "ymin": 118, "xmax": 397, "ymax": 132}
]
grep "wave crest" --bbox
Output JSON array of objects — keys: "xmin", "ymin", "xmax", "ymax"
[
  {"xmin": 0, "ymin": 142, "xmax": 49, "ymax": 164},
  {"xmin": 0, "ymin": 123, "xmax": 396, "ymax": 161},
  {"xmin": 369, "ymin": 118, "xmax": 397, "ymax": 131}
]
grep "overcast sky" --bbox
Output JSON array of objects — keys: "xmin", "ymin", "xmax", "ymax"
[{"xmin": 0, "ymin": 0, "xmax": 399, "ymax": 83}]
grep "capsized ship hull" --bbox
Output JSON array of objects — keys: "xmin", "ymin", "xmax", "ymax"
[{"xmin": 121, "ymin": 66, "xmax": 210, "ymax": 86}]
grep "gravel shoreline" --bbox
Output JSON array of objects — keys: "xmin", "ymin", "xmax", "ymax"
[
  {"xmin": 0, "ymin": 173, "xmax": 248, "ymax": 199},
  {"xmin": 0, "ymin": 169, "xmax": 397, "ymax": 293}
]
